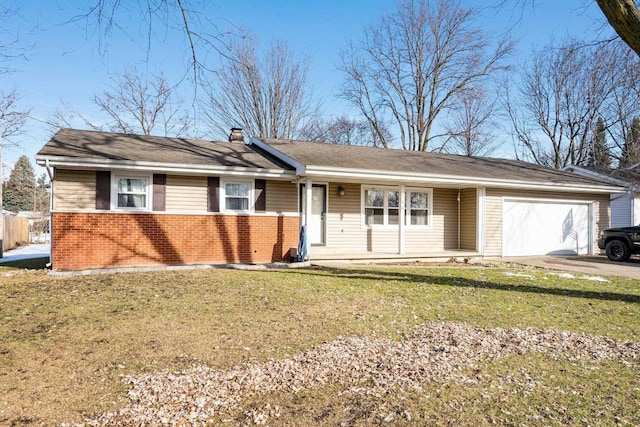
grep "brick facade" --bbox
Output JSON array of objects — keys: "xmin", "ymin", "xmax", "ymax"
[{"xmin": 52, "ymin": 212, "xmax": 300, "ymax": 271}]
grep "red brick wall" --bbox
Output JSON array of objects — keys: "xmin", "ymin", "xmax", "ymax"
[{"xmin": 52, "ymin": 212, "xmax": 300, "ymax": 271}]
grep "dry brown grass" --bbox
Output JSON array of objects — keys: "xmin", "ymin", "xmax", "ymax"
[{"xmin": 1, "ymin": 264, "xmax": 639, "ymax": 425}]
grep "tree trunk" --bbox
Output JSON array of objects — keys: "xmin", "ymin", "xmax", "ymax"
[{"xmin": 597, "ymin": 0, "xmax": 640, "ymax": 56}]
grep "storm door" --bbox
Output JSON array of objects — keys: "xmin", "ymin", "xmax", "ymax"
[{"xmin": 300, "ymin": 184, "xmax": 327, "ymax": 245}]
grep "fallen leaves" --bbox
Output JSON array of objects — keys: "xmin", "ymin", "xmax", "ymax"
[{"xmin": 64, "ymin": 322, "xmax": 639, "ymax": 426}]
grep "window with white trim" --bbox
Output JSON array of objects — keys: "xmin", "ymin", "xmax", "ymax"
[
  {"xmin": 362, "ymin": 187, "xmax": 431, "ymax": 227},
  {"xmin": 364, "ymin": 189, "xmax": 384, "ymax": 225},
  {"xmin": 363, "ymin": 188, "xmax": 400, "ymax": 226},
  {"xmin": 113, "ymin": 175, "xmax": 151, "ymax": 210},
  {"xmin": 223, "ymin": 181, "xmax": 252, "ymax": 212},
  {"xmin": 408, "ymin": 191, "xmax": 429, "ymax": 225},
  {"xmin": 388, "ymin": 190, "xmax": 400, "ymax": 225}
]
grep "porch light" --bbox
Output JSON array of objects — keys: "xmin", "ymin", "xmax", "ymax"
[{"xmin": 338, "ymin": 185, "xmax": 345, "ymax": 196}]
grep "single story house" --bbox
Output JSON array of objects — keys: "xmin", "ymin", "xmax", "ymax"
[
  {"xmin": 564, "ymin": 165, "xmax": 640, "ymax": 228},
  {"xmin": 36, "ymin": 128, "xmax": 624, "ymax": 271}
]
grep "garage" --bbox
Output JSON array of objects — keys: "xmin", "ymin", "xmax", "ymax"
[{"xmin": 503, "ymin": 199, "xmax": 592, "ymax": 256}]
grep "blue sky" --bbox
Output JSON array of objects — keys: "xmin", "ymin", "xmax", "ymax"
[{"xmin": 1, "ymin": 0, "xmax": 614, "ymax": 175}]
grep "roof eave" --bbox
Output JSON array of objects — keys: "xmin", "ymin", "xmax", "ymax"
[
  {"xmin": 35, "ymin": 155, "xmax": 296, "ymax": 179},
  {"xmin": 300, "ymin": 166, "xmax": 625, "ymax": 194}
]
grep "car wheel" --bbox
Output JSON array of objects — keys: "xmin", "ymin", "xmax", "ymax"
[{"xmin": 605, "ymin": 239, "xmax": 631, "ymax": 262}]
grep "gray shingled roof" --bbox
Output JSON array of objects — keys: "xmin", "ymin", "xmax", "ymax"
[
  {"xmin": 254, "ymin": 137, "xmax": 620, "ymax": 189},
  {"xmin": 36, "ymin": 129, "xmax": 624, "ymax": 191},
  {"xmin": 37, "ymin": 128, "xmax": 293, "ymax": 171}
]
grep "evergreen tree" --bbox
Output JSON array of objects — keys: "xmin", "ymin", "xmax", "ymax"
[
  {"xmin": 621, "ymin": 117, "xmax": 640, "ymax": 169},
  {"xmin": 588, "ymin": 117, "xmax": 611, "ymax": 172},
  {"xmin": 34, "ymin": 173, "xmax": 50, "ymax": 213},
  {"xmin": 3, "ymin": 155, "xmax": 36, "ymax": 212}
]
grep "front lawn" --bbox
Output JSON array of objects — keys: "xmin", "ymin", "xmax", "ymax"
[{"xmin": 0, "ymin": 264, "xmax": 638, "ymax": 425}]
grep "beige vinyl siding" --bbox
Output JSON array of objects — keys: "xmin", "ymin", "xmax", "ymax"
[
  {"xmin": 460, "ymin": 188, "xmax": 477, "ymax": 250},
  {"xmin": 326, "ymin": 181, "xmax": 404, "ymax": 252},
  {"xmin": 54, "ymin": 172, "xmax": 298, "ymax": 214},
  {"xmin": 326, "ymin": 182, "xmax": 367, "ymax": 251},
  {"xmin": 484, "ymin": 188, "xmax": 610, "ymax": 256},
  {"xmin": 485, "ymin": 189, "xmax": 502, "ymax": 256},
  {"xmin": 324, "ymin": 183, "xmax": 458, "ymax": 254},
  {"xmin": 53, "ymin": 169, "xmax": 96, "ymax": 210},
  {"xmin": 266, "ymin": 180, "xmax": 298, "ymax": 214},
  {"xmin": 405, "ymin": 188, "xmax": 458, "ymax": 252},
  {"xmin": 165, "ymin": 176, "xmax": 297, "ymax": 214},
  {"xmin": 165, "ymin": 175, "xmax": 208, "ymax": 212},
  {"xmin": 326, "ymin": 183, "xmax": 431, "ymax": 253},
  {"xmin": 595, "ymin": 192, "xmax": 611, "ymax": 237}
]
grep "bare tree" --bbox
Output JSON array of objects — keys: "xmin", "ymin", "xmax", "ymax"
[
  {"xmin": 93, "ymin": 67, "xmax": 192, "ymax": 136},
  {"xmin": 504, "ymin": 39, "xmax": 624, "ymax": 168},
  {"xmin": 0, "ymin": 4, "xmax": 33, "ymax": 257},
  {"xmin": 300, "ymin": 115, "xmax": 391, "ymax": 147},
  {"xmin": 49, "ymin": 99, "xmax": 88, "ymax": 132},
  {"xmin": 203, "ymin": 37, "xmax": 317, "ymax": 140},
  {"xmin": 339, "ymin": 0, "xmax": 512, "ymax": 151},
  {"xmin": 70, "ymin": 0, "xmax": 234, "ymax": 85},
  {"xmin": 602, "ymin": 41, "xmax": 640, "ymax": 164},
  {"xmin": 0, "ymin": 89, "xmax": 29, "ymax": 142},
  {"xmin": 444, "ymin": 86, "xmax": 500, "ymax": 156},
  {"xmin": 0, "ymin": 4, "xmax": 31, "ymax": 75},
  {"xmin": 500, "ymin": 1, "xmax": 640, "ymax": 57}
]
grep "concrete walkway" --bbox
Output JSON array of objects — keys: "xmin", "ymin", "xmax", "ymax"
[{"xmin": 495, "ymin": 255, "xmax": 640, "ymax": 280}]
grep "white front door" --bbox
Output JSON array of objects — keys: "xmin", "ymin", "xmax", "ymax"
[{"xmin": 301, "ymin": 184, "xmax": 326, "ymax": 245}]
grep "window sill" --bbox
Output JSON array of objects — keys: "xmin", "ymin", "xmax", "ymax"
[
  {"xmin": 362, "ymin": 224, "xmax": 432, "ymax": 230},
  {"xmin": 112, "ymin": 207, "xmax": 151, "ymax": 213},
  {"xmin": 221, "ymin": 210, "xmax": 254, "ymax": 215}
]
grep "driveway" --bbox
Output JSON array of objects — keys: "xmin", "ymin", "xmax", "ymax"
[{"xmin": 496, "ymin": 255, "xmax": 640, "ymax": 280}]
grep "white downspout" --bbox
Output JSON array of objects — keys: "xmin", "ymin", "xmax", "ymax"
[
  {"xmin": 45, "ymin": 160, "xmax": 54, "ymax": 268},
  {"xmin": 631, "ymin": 186, "xmax": 639, "ymax": 226}
]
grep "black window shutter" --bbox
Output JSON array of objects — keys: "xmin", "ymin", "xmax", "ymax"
[
  {"xmin": 255, "ymin": 179, "xmax": 266, "ymax": 212},
  {"xmin": 207, "ymin": 176, "xmax": 220, "ymax": 212},
  {"xmin": 153, "ymin": 174, "xmax": 166, "ymax": 211},
  {"xmin": 95, "ymin": 171, "xmax": 111, "ymax": 210}
]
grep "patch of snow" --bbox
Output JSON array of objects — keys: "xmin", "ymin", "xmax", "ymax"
[
  {"xmin": 0, "ymin": 243, "xmax": 50, "ymax": 263},
  {"xmin": 581, "ymin": 276, "xmax": 610, "ymax": 283},
  {"xmin": 548, "ymin": 272, "xmax": 610, "ymax": 282},
  {"xmin": 503, "ymin": 272, "xmax": 534, "ymax": 279}
]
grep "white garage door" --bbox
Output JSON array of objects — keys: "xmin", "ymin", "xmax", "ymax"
[{"xmin": 503, "ymin": 199, "xmax": 591, "ymax": 256}]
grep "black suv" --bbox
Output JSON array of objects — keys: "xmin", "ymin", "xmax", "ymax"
[{"xmin": 598, "ymin": 226, "xmax": 640, "ymax": 262}]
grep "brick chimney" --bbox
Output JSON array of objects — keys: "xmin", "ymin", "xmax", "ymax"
[{"xmin": 229, "ymin": 127, "xmax": 244, "ymax": 143}]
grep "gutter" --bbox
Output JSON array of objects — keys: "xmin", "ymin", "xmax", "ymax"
[
  {"xmin": 35, "ymin": 156, "xmax": 296, "ymax": 180},
  {"xmin": 612, "ymin": 184, "xmax": 640, "ymax": 201},
  {"xmin": 299, "ymin": 167, "xmax": 625, "ymax": 194}
]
